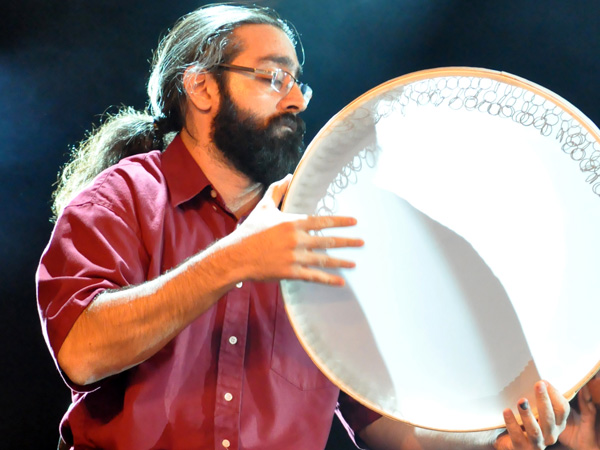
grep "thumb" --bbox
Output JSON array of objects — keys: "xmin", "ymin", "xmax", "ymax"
[
  {"xmin": 578, "ymin": 384, "xmax": 597, "ymax": 422},
  {"xmin": 574, "ymin": 385, "xmax": 600, "ymax": 449},
  {"xmin": 265, "ymin": 174, "xmax": 293, "ymax": 209}
]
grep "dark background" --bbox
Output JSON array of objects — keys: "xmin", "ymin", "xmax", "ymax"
[{"xmin": 2, "ymin": 0, "xmax": 599, "ymax": 448}]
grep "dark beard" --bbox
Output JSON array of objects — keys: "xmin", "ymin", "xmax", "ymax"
[{"xmin": 211, "ymin": 87, "xmax": 306, "ymax": 187}]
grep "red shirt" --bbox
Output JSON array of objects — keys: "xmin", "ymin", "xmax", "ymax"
[{"xmin": 37, "ymin": 136, "xmax": 364, "ymax": 449}]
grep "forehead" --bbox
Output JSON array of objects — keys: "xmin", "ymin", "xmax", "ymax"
[{"xmin": 230, "ymin": 24, "xmax": 300, "ymax": 73}]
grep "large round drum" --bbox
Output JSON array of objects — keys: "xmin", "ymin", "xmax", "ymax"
[{"xmin": 281, "ymin": 67, "xmax": 600, "ymax": 431}]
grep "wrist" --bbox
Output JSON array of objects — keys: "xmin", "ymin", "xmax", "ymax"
[{"xmin": 195, "ymin": 232, "xmax": 252, "ymax": 288}]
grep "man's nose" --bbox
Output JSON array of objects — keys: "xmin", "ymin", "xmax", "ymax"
[{"xmin": 279, "ymin": 82, "xmax": 308, "ymax": 113}]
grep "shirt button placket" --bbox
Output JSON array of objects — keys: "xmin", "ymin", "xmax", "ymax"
[{"xmin": 214, "ymin": 285, "xmax": 249, "ymax": 450}]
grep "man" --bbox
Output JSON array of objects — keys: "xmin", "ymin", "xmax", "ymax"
[{"xmin": 37, "ymin": 4, "xmax": 568, "ymax": 449}]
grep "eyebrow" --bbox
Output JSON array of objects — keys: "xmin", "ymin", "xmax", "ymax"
[{"xmin": 257, "ymin": 55, "xmax": 303, "ymax": 78}]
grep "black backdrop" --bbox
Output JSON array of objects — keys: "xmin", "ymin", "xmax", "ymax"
[{"xmin": 2, "ymin": 1, "xmax": 600, "ymax": 448}]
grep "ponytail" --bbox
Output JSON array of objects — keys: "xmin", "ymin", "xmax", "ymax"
[{"xmin": 51, "ymin": 108, "xmax": 176, "ymax": 221}]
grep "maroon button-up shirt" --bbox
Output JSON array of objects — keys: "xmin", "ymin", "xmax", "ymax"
[{"xmin": 37, "ymin": 136, "xmax": 367, "ymax": 449}]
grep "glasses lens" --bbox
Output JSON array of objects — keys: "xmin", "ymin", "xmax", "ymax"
[
  {"xmin": 271, "ymin": 70, "xmax": 284, "ymax": 92},
  {"xmin": 300, "ymin": 84, "xmax": 313, "ymax": 105},
  {"xmin": 272, "ymin": 70, "xmax": 295, "ymax": 94},
  {"xmin": 271, "ymin": 69, "xmax": 312, "ymax": 105}
]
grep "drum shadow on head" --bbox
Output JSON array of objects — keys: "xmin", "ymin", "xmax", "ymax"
[
  {"xmin": 386, "ymin": 195, "xmax": 542, "ymax": 429},
  {"xmin": 282, "ymin": 191, "xmax": 541, "ymax": 430}
]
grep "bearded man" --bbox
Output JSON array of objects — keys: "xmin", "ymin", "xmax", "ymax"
[{"xmin": 37, "ymin": 4, "xmax": 568, "ymax": 450}]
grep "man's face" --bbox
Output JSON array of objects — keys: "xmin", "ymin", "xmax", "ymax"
[
  {"xmin": 210, "ymin": 24, "xmax": 309, "ymax": 187},
  {"xmin": 211, "ymin": 83, "xmax": 306, "ymax": 187}
]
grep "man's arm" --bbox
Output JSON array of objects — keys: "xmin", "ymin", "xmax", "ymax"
[
  {"xmin": 57, "ymin": 177, "xmax": 363, "ymax": 385},
  {"xmin": 360, "ymin": 381, "xmax": 570, "ymax": 450}
]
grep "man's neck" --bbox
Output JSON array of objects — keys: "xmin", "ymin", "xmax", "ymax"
[{"xmin": 180, "ymin": 129, "xmax": 264, "ymax": 218}]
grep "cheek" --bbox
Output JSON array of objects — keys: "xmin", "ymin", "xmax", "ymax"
[{"xmin": 230, "ymin": 79, "xmax": 278, "ymax": 109}]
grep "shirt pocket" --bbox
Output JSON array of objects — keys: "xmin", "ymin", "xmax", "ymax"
[{"xmin": 270, "ymin": 294, "xmax": 334, "ymax": 390}]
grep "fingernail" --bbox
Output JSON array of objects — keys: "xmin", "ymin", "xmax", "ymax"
[
  {"xmin": 536, "ymin": 381, "xmax": 547, "ymax": 394},
  {"xmin": 519, "ymin": 399, "xmax": 529, "ymax": 411}
]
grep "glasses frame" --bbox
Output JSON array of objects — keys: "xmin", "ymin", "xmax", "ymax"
[{"xmin": 216, "ymin": 63, "xmax": 312, "ymax": 105}]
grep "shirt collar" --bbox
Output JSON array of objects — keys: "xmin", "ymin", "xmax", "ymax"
[{"xmin": 162, "ymin": 134, "xmax": 211, "ymax": 207}]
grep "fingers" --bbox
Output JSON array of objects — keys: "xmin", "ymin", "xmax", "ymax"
[
  {"xmin": 291, "ymin": 265, "xmax": 347, "ymax": 286},
  {"xmin": 503, "ymin": 400, "xmax": 546, "ymax": 449},
  {"xmin": 305, "ymin": 235, "xmax": 365, "ymax": 250},
  {"xmin": 296, "ymin": 249, "xmax": 356, "ymax": 269},
  {"xmin": 535, "ymin": 381, "xmax": 559, "ymax": 445},
  {"xmin": 299, "ymin": 215, "xmax": 361, "ymax": 232},
  {"xmin": 242, "ymin": 208, "xmax": 363, "ymax": 286},
  {"xmin": 543, "ymin": 381, "xmax": 570, "ymax": 428},
  {"xmin": 288, "ymin": 227, "xmax": 362, "ymax": 286},
  {"xmin": 287, "ymin": 216, "xmax": 363, "ymax": 250},
  {"xmin": 502, "ymin": 382, "xmax": 570, "ymax": 450},
  {"xmin": 588, "ymin": 376, "xmax": 600, "ymax": 404},
  {"xmin": 518, "ymin": 399, "xmax": 545, "ymax": 448},
  {"xmin": 578, "ymin": 384, "xmax": 597, "ymax": 421},
  {"xmin": 570, "ymin": 385, "xmax": 600, "ymax": 450},
  {"xmin": 503, "ymin": 407, "xmax": 532, "ymax": 449},
  {"xmin": 297, "ymin": 217, "xmax": 364, "ymax": 252},
  {"xmin": 287, "ymin": 247, "xmax": 358, "ymax": 286}
]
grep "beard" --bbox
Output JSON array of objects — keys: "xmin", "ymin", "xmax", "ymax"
[{"xmin": 210, "ymin": 87, "xmax": 306, "ymax": 187}]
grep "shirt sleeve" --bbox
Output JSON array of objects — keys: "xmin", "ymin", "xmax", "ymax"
[
  {"xmin": 36, "ymin": 199, "xmax": 149, "ymax": 391},
  {"xmin": 336, "ymin": 391, "xmax": 382, "ymax": 449}
]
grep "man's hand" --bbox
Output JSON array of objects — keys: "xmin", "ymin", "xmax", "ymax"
[
  {"xmin": 231, "ymin": 175, "xmax": 364, "ymax": 286},
  {"xmin": 495, "ymin": 381, "xmax": 570, "ymax": 450},
  {"xmin": 557, "ymin": 381, "xmax": 600, "ymax": 450}
]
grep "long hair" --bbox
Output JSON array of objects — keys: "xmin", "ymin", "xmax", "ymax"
[{"xmin": 51, "ymin": 3, "xmax": 300, "ymax": 221}]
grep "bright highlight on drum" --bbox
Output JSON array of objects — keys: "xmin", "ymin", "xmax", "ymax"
[{"xmin": 281, "ymin": 67, "xmax": 600, "ymax": 431}]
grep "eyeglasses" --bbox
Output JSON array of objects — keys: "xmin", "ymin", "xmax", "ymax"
[{"xmin": 217, "ymin": 63, "xmax": 313, "ymax": 106}]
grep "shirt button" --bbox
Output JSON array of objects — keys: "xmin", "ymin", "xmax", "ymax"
[
  {"xmin": 236, "ymin": 281, "xmax": 243, "ymax": 288},
  {"xmin": 229, "ymin": 336, "xmax": 238, "ymax": 345},
  {"xmin": 224, "ymin": 392, "xmax": 233, "ymax": 402},
  {"xmin": 222, "ymin": 439, "xmax": 230, "ymax": 448},
  {"xmin": 210, "ymin": 189, "xmax": 217, "ymax": 198}
]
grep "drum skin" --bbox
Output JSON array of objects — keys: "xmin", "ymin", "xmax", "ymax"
[{"xmin": 281, "ymin": 68, "xmax": 600, "ymax": 431}]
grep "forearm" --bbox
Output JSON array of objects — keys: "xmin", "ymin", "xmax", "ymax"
[
  {"xmin": 58, "ymin": 233, "xmax": 248, "ymax": 385},
  {"xmin": 55, "ymin": 180, "xmax": 363, "ymax": 386},
  {"xmin": 409, "ymin": 427, "xmax": 502, "ymax": 450},
  {"xmin": 360, "ymin": 417, "xmax": 502, "ymax": 450}
]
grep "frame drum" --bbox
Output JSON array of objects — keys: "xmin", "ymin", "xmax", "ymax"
[{"xmin": 281, "ymin": 67, "xmax": 600, "ymax": 431}]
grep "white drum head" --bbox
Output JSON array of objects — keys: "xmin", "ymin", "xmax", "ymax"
[{"xmin": 281, "ymin": 67, "xmax": 600, "ymax": 431}]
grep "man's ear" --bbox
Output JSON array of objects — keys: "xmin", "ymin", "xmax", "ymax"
[{"xmin": 183, "ymin": 67, "xmax": 219, "ymax": 112}]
